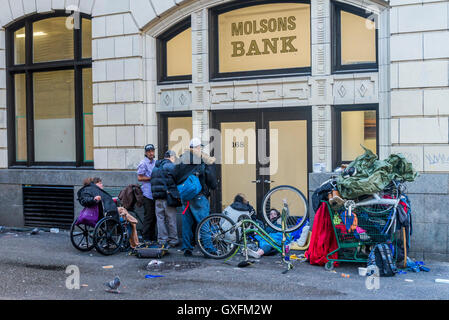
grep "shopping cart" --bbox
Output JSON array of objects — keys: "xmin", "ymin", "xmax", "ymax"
[{"xmin": 323, "ymin": 182, "xmax": 402, "ymax": 270}]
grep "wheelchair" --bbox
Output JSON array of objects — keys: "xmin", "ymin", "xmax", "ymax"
[{"xmin": 70, "ymin": 198, "xmax": 132, "ymax": 256}]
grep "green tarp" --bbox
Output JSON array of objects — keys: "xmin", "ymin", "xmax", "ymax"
[{"xmin": 336, "ymin": 146, "xmax": 418, "ymax": 199}]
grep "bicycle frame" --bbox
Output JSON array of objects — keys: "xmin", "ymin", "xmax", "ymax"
[{"xmin": 224, "ymin": 206, "xmax": 294, "ymax": 272}]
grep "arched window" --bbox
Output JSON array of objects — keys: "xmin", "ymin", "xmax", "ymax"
[
  {"xmin": 157, "ymin": 18, "xmax": 192, "ymax": 84},
  {"xmin": 210, "ymin": 0, "xmax": 311, "ymax": 80},
  {"xmin": 332, "ymin": 2, "xmax": 378, "ymax": 73},
  {"xmin": 6, "ymin": 12, "xmax": 92, "ymax": 167}
]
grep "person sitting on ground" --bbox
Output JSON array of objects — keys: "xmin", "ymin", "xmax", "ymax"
[
  {"xmin": 246, "ymin": 208, "xmax": 292, "ymax": 259},
  {"xmin": 223, "ymin": 193, "xmax": 256, "ymax": 223}
]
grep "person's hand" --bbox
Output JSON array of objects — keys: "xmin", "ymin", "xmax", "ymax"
[{"xmin": 94, "ymin": 195, "xmax": 101, "ymax": 201}]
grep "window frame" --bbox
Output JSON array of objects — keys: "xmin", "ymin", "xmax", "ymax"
[
  {"xmin": 157, "ymin": 111, "xmax": 193, "ymax": 159},
  {"xmin": 332, "ymin": 104, "xmax": 379, "ymax": 168},
  {"xmin": 209, "ymin": 0, "xmax": 312, "ymax": 82},
  {"xmin": 5, "ymin": 11, "xmax": 93, "ymax": 169},
  {"xmin": 156, "ymin": 18, "xmax": 192, "ymax": 85},
  {"xmin": 331, "ymin": 1, "xmax": 378, "ymax": 74}
]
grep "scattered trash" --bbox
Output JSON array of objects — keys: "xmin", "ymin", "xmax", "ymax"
[
  {"xmin": 81, "ymin": 284, "xmax": 88, "ymax": 287},
  {"xmin": 341, "ymin": 273, "xmax": 350, "ymax": 278},
  {"xmin": 148, "ymin": 260, "xmax": 164, "ymax": 266},
  {"xmin": 30, "ymin": 228, "xmax": 39, "ymax": 235},
  {"xmin": 404, "ymin": 279, "xmax": 414, "ymax": 282},
  {"xmin": 237, "ymin": 260, "xmax": 255, "ymax": 268},
  {"xmin": 146, "ymin": 260, "xmax": 164, "ymax": 269},
  {"xmin": 289, "ymin": 254, "xmax": 307, "ymax": 262},
  {"xmin": 406, "ymin": 258, "xmax": 430, "ymax": 272},
  {"xmin": 435, "ymin": 279, "xmax": 449, "ymax": 284},
  {"xmin": 102, "ymin": 265, "xmax": 114, "ymax": 269},
  {"xmin": 398, "ymin": 270, "xmax": 407, "ymax": 275},
  {"xmin": 175, "ymin": 264, "xmax": 181, "ymax": 267},
  {"xmin": 145, "ymin": 275, "xmax": 164, "ymax": 279},
  {"xmin": 358, "ymin": 267, "xmax": 367, "ymax": 276},
  {"xmin": 104, "ymin": 276, "xmax": 120, "ymax": 293},
  {"xmin": 50, "ymin": 228, "xmax": 59, "ymax": 234}
]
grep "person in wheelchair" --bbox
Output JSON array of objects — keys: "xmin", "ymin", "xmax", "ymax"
[
  {"xmin": 77, "ymin": 177, "xmax": 140, "ymax": 250},
  {"xmin": 77, "ymin": 177, "xmax": 119, "ymax": 220}
]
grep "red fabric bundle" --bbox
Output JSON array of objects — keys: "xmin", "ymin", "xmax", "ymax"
[{"xmin": 305, "ymin": 202, "xmax": 339, "ymax": 266}]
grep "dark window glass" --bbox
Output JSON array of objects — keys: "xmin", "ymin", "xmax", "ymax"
[{"xmin": 6, "ymin": 12, "xmax": 93, "ymax": 167}]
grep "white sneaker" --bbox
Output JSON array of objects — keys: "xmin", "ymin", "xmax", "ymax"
[{"xmin": 245, "ymin": 248, "xmax": 261, "ymax": 259}]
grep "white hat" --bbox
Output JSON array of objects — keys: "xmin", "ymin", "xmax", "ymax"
[{"xmin": 190, "ymin": 137, "xmax": 203, "ymax": 148}]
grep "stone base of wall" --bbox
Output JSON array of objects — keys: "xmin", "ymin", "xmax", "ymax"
[
  {"xmin": 309, "ymin": 173, "xmax": 449, "ymax": 262},
  {"xmin": 0, "ymin": 169, "xmax": 186, "ymax": 239},
  {"xmin": 0, "ymin": 169, "xmax": 138, "ymax": 227}
]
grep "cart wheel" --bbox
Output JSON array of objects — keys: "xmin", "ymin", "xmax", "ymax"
[
  {"xmin": 70, "ymin": 221, "xmax": 95, "ymax": 252},
  {"xmin": 325, "ymin": 261, "xmax": 335, "ymax": 271},
  {"xmin": 93, "ymin": 217, "xmax": 124, "ymax": 256}
]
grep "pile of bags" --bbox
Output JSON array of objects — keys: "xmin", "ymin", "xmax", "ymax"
[{"xmin": 336, "ymin": 146, "xmax": 418, "ymax": 200}]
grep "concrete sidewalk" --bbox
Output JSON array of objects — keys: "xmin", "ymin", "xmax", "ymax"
[{"xmin": 0, "ymin": 229, "xmax": 448, "ymax": 300}]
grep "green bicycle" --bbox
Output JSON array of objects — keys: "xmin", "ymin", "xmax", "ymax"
[{"xmin": 196, "ymin": 185, "xmax": 309, "ymax": 273}]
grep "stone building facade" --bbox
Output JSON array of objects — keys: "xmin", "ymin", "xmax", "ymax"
[{"xmin": 0, "ymin": 0, "xmax": 448, "ymax": 260}]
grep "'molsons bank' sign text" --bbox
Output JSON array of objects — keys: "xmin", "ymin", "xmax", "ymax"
[
  {"xmin": 230, "ymin": 16, "xmax": 298, "ymax": 57},
  {"xmin": 218, "ymin": 3, "xmax": 310, "ymax": 73}
]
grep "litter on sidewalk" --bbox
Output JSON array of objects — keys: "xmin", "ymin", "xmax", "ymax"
[
  {"xmin": 435, "ymin": 279, "xmax": 449, "ymax": 284},
  {"xmin": 145, "ymin": 275, "xmax": 164, "ymax": 279}
]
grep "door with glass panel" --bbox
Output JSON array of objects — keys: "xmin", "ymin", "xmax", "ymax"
[{"xmin": 212, "ymin": 109, "xmax": 311, "ymax": 215}]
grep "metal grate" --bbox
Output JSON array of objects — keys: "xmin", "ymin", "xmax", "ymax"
[{"xmin": 23, "ymin": 185, "xmax": 74, "ymax": 230}]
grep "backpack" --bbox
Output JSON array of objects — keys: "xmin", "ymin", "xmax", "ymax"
[
  {"xmin": 367, "ymin": 243, "xmax": 398, "ymax": 277},
  {"xmin": 177, "ymin": 165, "xmax": 204, "ymax": 202}
]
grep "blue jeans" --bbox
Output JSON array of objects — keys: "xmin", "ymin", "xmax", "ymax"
[{"xmin": 181, "ymin": 195, "xmax": 214, "ymax": 253}]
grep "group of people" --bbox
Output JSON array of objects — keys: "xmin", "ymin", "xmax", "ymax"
[
  {"xmin": 136, "ymin": 138, "xmax": 217, "ymax": 256},
  {"xmin": 78, "ymin": 138, "xmax": 218, "ymax": 256},
  {"xmin": 77, "ymin": 137, "xmax": 285, "ymax": 258}
]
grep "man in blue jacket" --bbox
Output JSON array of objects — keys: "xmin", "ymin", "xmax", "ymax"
[
  {"xmin": 151, "ymin": 150, "xmax": 179, "ymax": 248},
  {"xmin": 171, "ymin": 138, "xmax": 217, "ymax": 256}
]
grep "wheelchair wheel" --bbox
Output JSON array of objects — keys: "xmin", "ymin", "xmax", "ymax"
[
  {"xmin": 70, "ymin": 221, "xmax": 95, "ymax": 252},
  {"xmin": 93, "ymin": 217, "xmax": 125, "ymax": 256},
  {"xmin": 196, "ymin": 214, "xmax": 240, "ymax": 259},
  {"xmin": 262, "ymin": 185, "xmax": 308, "ymax": 233}
]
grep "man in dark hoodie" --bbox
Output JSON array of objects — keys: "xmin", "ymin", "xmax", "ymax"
[
  {"xmin": 171, "ymin": 138, "xmax": 217, "ymax": 256},
  {"xmin": 151, "ymin": 150, "xmax": 179, "ymax": 248}
]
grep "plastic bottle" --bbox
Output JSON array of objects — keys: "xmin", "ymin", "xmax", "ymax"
[{"xmin": 297, "ymin": 224, "xmax": 310, "ymax": 247}]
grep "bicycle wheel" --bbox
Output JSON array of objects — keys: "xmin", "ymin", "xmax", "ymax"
[
  {"xmin": 93, "ymin": 217, "xmax": 124, "ymax": 256},
  {"xmin": 196, "ymin": 214, "xmax": 240, "ymax": 259},
  {"xmin": 262, "ymin": 185, "xmax": 308, "ymax": 233},
  {"xmin": 70, "ymin": 222, "xmax": 95, "ymax": 251},
  {"xmin": 364, "ymin": 181, "xmax": 400, "ymax": 214}
]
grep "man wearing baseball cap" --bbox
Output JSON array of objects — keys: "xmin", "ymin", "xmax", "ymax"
[
  {"xmin": 137, "ymin": 144, "xmax": 157, "ymax": 243},
  {"xmin": 172, "ymin": 138, "xmax": 217, "ymax": 256}
]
